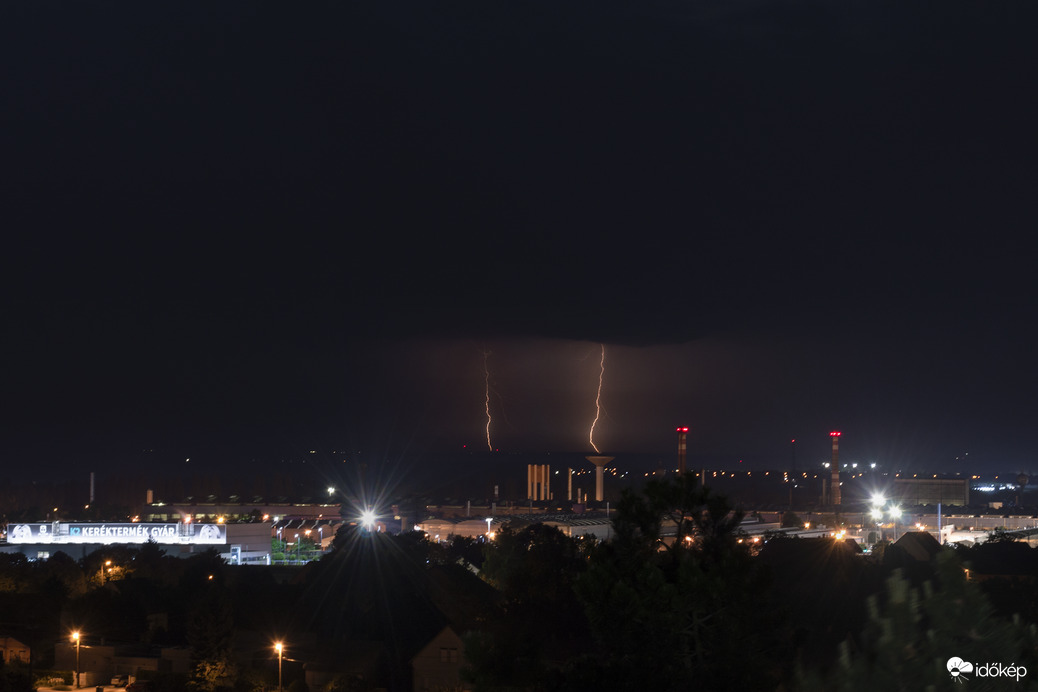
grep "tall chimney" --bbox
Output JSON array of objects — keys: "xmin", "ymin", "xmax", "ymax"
[
  {"xmin": 89, "ymin": 472, "xmax": 95, "ymax": 504},
  {"xmin": 676, "ymin": 427, "xmax": 688, "ymax": 475},
  {"xmin": 830, "ymin": 432, "xmax": 842, "ymax": 506}
]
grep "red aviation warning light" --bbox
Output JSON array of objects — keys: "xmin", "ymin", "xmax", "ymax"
[
  {"xmin": 830, "ymin": 431, "xmax": 841, "ymax": 437},
  {"xmin": 676, "ymin": 427, "xmax": 689, "ymax": 433}
]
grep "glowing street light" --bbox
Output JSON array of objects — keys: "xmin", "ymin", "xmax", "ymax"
[
  {"xmin": 72, "ymin": 631, "xmax": 81, "ymax": 688},
  {"xmin": 360, "ymin": 509, "xmax": 376, "ymax": 531},
  {"xmin": 274, "ymin": 642, "xmax": 284, "ymax": 692},
  {"xmin": 888, "ymin": 505, "xmax": 903, "ymax": 541}
]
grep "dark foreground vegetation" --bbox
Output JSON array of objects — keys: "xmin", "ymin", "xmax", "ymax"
[{"xmin": 3, "ymin": 474, "xmax": 1038, "ymax": 691}]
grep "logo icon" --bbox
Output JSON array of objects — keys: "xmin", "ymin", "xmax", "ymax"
[
  {"xmin": 948, "ymin": 657, "xmax": 973, "ymax": 683},
  {"xmin": 10, "ymin": 525, "xmax": 32, "ymax": 541}
]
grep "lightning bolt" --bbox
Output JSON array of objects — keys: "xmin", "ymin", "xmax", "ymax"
[
  {"xmin": 589, "ymin": 343, "xmax": 605, "ymax": 453},
  {"xmin": 483, "ymin": 349, "xmax": 493, "ymax": 451}
]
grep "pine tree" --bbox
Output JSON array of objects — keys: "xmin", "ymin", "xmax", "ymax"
[{"xmin": 797, "ymin": 550, "xmax": 1038, "ymax": 691}]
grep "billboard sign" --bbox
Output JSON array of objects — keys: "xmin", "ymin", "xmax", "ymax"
[{"xmin": 6, "ymin": 523, "xmax": 227, "ymax": 545}]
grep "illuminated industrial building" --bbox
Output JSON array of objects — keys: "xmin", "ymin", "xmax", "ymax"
[{"xmin": 893, "ymin": 477, "xmax": 970, "ymax": 506}]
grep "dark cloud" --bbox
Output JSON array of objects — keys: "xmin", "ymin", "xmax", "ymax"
[{"xmin": 3, "ymin": 0, "xmax": 1038, "ymax": 479}]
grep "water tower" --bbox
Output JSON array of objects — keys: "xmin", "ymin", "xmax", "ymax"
[{"xmin": 585, "ymin": 455, "xmax": 614, "ymax": 502}]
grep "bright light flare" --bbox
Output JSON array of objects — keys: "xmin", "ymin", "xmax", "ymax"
[
  {"xmin": 870, "ymin": 492, "xmax": 886, "ymax": 507},
  {"xmin": 589, "ymin": 344, "xmax": 605, "ymax": 453},
  {"xmin": 888, "ymin": 505, "xmax": 902, "ymax": 520},
  {"xmin": 360, "ymin": 509, "xmax": 377, "ymax": 530}
]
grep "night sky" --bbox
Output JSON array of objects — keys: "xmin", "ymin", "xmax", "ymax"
[{"xmin": 4, "ymin": 0, "xmax": 1038, "ymax": 486}]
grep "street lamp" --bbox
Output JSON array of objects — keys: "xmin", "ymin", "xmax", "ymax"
[
  {"xmin": 318, "ymin": 526, "xmax": 323, "ymax": 551},
  {"xmin": 274, "ymin": 641, "xmax": 284, "ymax": 692},
  {"xmin": 294, "ymin": 534, "xmax": 299, "ymax": 562},
  {"xmin": 360, "ymin": 509, "xmax": 376, "ymax": 531},
  {"xmin": 72, "ymin": 631, "xmax": 80, "ymax": 688},
  {"xmin": 889, "ymin": 505, "xmax": 902, "ymax": 541}
]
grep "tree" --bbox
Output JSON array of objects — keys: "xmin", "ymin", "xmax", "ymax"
[
  {"xmin": 988, "ymin": 526, "xmax": 1018, "ymax": 543},
  {"xmin": 569, "ymin": 475, "xmax": 785, "ymax": 691},
  {"xmin": 191, "ymin": 658, "xmax": 236, "ymax": 692},
  {"xmin": 187, "ymin": 588, "xmax": 236, "ymax": 691},
  {"xmin": 464, "ymin": 524, "xmax": 590, "ymax": 689},
  {"xmin": 781, "ymin": 510, "xmax": 802, "ymax": 528},
  {"xmin": 0, "ymin": 659, "xmax": 34, "ymax": 692},
  {"xmin": 797, "ymin": 550, "xmax": 1038, "ymax": 691}
]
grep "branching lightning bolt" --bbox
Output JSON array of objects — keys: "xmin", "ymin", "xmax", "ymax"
[
  {"xmin": 589, "ymin": 343, "xmax": 605, "ymax": 453},
  {"xmin": 483, "ymin": 349, "xmax": 493, "ymax": 451}
]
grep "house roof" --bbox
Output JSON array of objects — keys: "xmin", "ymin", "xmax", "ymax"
[{"xmin": 892, "ymin": 531, "xmax": 942, "ymax": 562}]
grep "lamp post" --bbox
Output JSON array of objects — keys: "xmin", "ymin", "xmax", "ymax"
[
  {"xmin": 274, "ymin": 642, "xmax": 283, "ymax": 692},
  {"xmin": 318, "ymin": 526, "xmax": 323, "ymax": 551},
  {"xmin": 72, "ymin": 631, "xmax": 80, "ymax": 688},
  {"xmin": 304, "ymin": 529, "xmax": 311, "ymax": 560},
  {"xmin": 294, "ymin": 534, "xmax": 299, "ymax": 563},
  {"xmin": 889, "ymin": 505, "xmax": 902, "ymax": 541}
]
